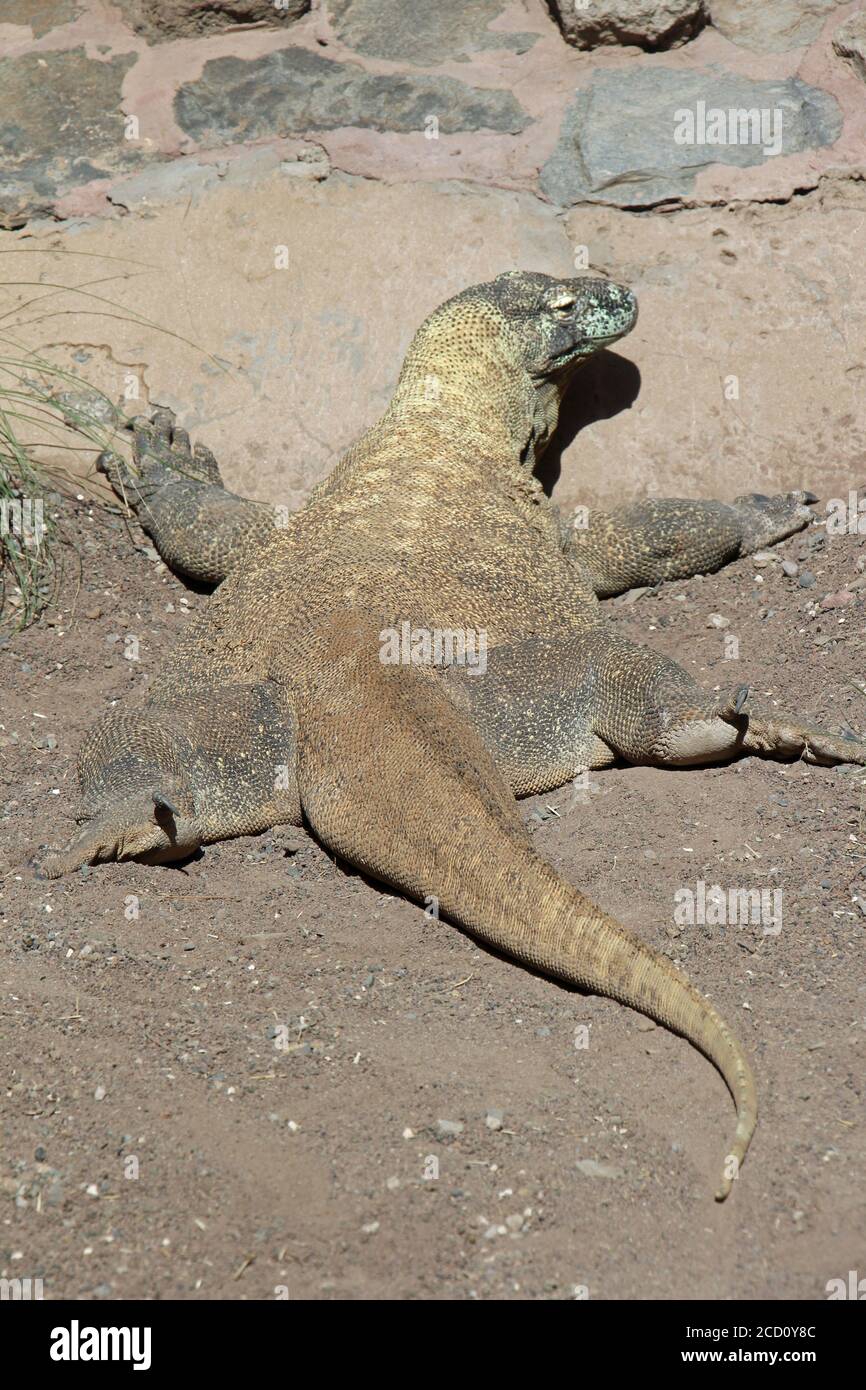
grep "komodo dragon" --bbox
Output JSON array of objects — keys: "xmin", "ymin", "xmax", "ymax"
[{"xmin": 41, "ymin": 272, "xmax": 866, "ymax": 1200}]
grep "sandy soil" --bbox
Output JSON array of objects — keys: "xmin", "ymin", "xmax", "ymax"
[{"xmin": 1, "ymin": 490, "xmax": 864, "ymax": 1301}]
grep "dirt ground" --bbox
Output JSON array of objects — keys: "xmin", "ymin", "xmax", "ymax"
[{"xmin": 2, "ymin": 490, "xmax": 864, "ymax": 1301}]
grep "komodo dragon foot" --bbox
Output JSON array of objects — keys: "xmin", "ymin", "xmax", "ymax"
[
  {"xmin": 45, "ymin": 271, "xmax": 866, "ymax": 1202},
  {"xmin": 97, "ymin": 408, "xmax": 274, "ymax": 584},
  {"xmin": 568, "ymin": 492, "xmax": 819, "ymax": 597}
]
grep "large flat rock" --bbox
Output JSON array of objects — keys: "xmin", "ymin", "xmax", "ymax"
[
  {"xmin": 0, "ymin": 48, "xmax": 151, "ymax": 229},
  {"xmin": 541, "ymin": 67, "xmax": 842, "ymax": 208},
  {"xmin": 557, "ymin": 177, "xmax": 866, "ymax": 513},
  {"xmin": 324, "ymin": 0, "xmax": 538, "ymax": 64},
  {"xmin": 174, "ymin": 45, "xmax": 530, "ymax": 145},
  {"xmin": 5, "ymin": 173, "xmax": 567, "ymax": 512},
  {"xmin": 4, "ymin": 166, "xmax": 864, "ymax": 521}
]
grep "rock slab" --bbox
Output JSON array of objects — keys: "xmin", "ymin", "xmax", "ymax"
[{"xmin": 541, "ymin": 67, "xmax": 842, "ymax": 208}]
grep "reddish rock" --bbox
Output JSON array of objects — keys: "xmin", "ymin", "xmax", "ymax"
[{"xmin": 820, "ymin": 588, "xmax": 856, "ymax": 609}]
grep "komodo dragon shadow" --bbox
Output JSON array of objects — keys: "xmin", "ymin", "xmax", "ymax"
[{"xmin": 40, "ymin": 271, "xmax": 866, "ymax": 1200}]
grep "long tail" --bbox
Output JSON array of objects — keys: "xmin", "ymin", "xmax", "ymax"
[
  {"xmin": 446, "ymin": 859, "xmax": 756, "ymax": 1199},
  {"xmin": 295, "ymin": 619, "xmax": 757, "ymax": 1199}
]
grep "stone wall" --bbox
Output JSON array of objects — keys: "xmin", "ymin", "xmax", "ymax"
[{"xmin": 1, "ymin": 0, "xmax": 864, "ymax": 508}]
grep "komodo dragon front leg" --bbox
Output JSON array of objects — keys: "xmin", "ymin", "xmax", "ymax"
[
  {"xmin": 98, "ymin": 408, "xmax": 277, "ymax": 584},
  {"xmin": 444, "ymin": 627, "xmax": 866, "ymax": 796},
  {"xmin": 566, "ymin": 493, "xmax": 818, "ymax": 598}
]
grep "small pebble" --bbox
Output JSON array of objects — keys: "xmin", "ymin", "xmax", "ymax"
[
  {"xmin": 436, "ymin": 1119, "xmax": 464, "ymax": 1137},
  {"xmin": 576, "ymin": 1159, "xmax": 623, "ymax": 1180},
  {"xmin": 820, "ymin": 589, "xmax": 854, "ymax": 610}
]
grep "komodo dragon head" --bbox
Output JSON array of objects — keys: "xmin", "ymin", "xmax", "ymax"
[
  {"xmin": 475, "ymin": 269, "xmax": 638, "ymax": 376},
  {"xmin": 390, "ymin": 270, "xmax": 638, "ymax": 467}
]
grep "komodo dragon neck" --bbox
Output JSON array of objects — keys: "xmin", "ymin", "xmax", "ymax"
[
  {"xmin": 325, "ymin": 297, "xmax": 571, "ymax": 498},
  {"xmin": 389, "ymin": 302, "xmax": 570, "ymax": 466}
]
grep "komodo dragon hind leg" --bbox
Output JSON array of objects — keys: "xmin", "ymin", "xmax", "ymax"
[
  {"xmin": 98, "ymin": 408, "xmax": 276, "ymax": 584},
  {"xmin": 443, "ymin": 627, "xmax": 866, "ymax": 794},
  {"xmin": 38, "ymin": 681, "xmax": 301, "ymax": 877},
  {"xmin": 294, "ymin": 615, "xmax": 757, "ymax": 1200},
  {"xmin": 37, "ymin": 712, "xmax": 203, "ymax": 877},
  {"xmin": 37, "ymin": 793, "xmax": 201, "ymax": 878},
  {"xmin": 567, "ymin": 493, "xmax": 817, "ymax": 598}
]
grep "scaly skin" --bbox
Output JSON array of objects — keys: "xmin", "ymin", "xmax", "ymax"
[{"xmin": 40, "ymin": 272, "xmax": 866, "ymax": 1200}]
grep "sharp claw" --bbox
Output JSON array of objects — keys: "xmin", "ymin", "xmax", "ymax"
[
  {"xmin": 171, "ymin": 426, "xmax": 191, "ymax": 456},
  {"xmin": 151, "ymin": 407, "xmax": 176, "ymax": 442},
  {"xmin": 716, "ymin": 684, "xmax": 751, "ymax": 723},
  {"xmin": 153, "ymin": 791, "xmax": 179, "ymax": 818}
]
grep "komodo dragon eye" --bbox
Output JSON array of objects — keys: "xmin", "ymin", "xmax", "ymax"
[{"xmin": 548, "ymin": 294, "xmax": 577, "ymax": 314}]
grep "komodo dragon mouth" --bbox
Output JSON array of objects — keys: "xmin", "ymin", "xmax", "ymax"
[{"xmin": 39, "ymin": 270, "xmax": 866, "ymax": 1201}]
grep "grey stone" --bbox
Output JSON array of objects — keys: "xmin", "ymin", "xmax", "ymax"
[
  {"xmin": 436, "ymin": 1118, "xmax": 464, "ymax": 1136},
  {"xmin": 710, "ymin": 0, "xmax": 845, "ymax": 53},
  {"xmin": 576, "ymin": 1158, "xmax": 624, "ymax": 1179},
  {"xmin": 52, "ymin": 388, "xmax": 123, "ymax": 430},
  {"xmin": 833, "ymin": 12, "xmax": 866, "ymax": 82},
  {"xmin": 115, "ymin": 0, "xmax": 308, "ymax": 43},
  {"xmin": 175, "ymin": 46, "xmax": 530, "ymax": 146},
  {"xmin": 0, "ymin": 49, "xmax": 148, "ymax": 228},
  {"xmin": 327, "ymin": 0, "xmax": 537, "ymax": 65},
  {"xmin": 540, "ymin": 67, "xmax": 842, "ymax": 208},
  {"xmin": 6, "ymin": 0, "xmax": 84, "ymax": 37},
  {"xmin": 547, "ymin": 0, "xmax": 707, "ymax": 51}
]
